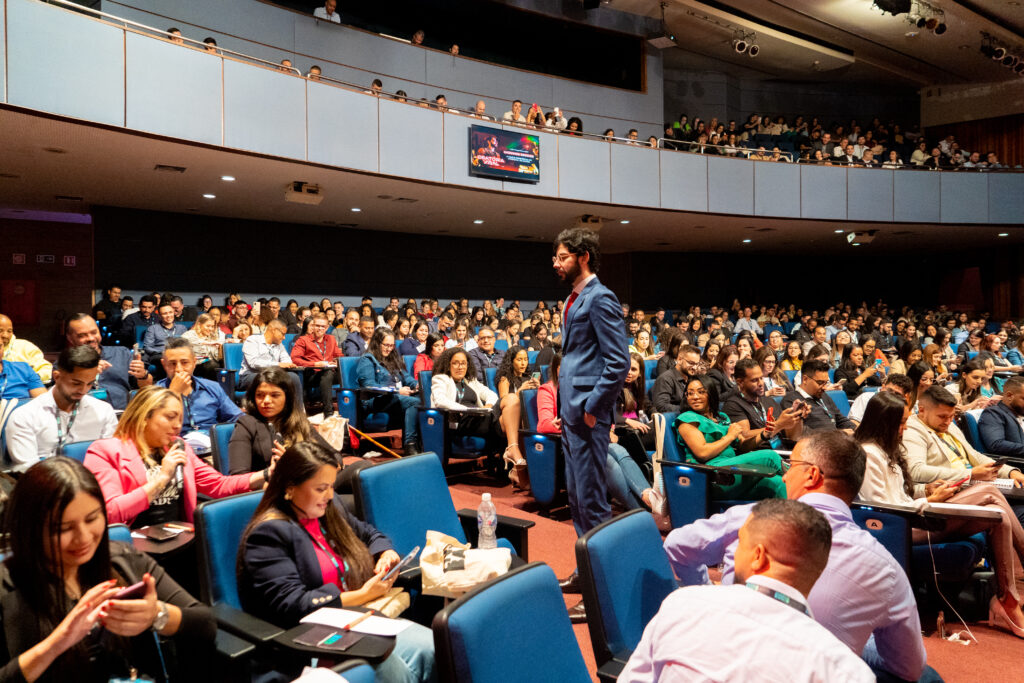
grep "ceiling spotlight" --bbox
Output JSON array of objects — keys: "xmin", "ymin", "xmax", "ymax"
[
  {"xmin": 994, "ymin": 46, "xmax": 1007, "ymax": 60},
  {"xmin": 924, "ymin": 17, "xmax": 939, "ymax": 30},
  {"xmin": 202, "ymin": 193, "xmax": 215, "ymax": 199},
  {"xmin": 912, "ymin": 15, "xmax": 925, "ymax": 27},
  {"xmin": 748, "ymin": 44, "xmax": 760, "ymax": 57},
  {"xmin": 1015, "ymin": 62, "xmax": 1024, "ymax": 74},
  {"xmin": 742, "ymin": 239, "xmax": 752, "ymax": 243},
  {"xmin": 473, "ymin": 219, "xmax": 484, "ymax": 224},
  {"xmin": 1002, "ymin": 54, "xmax": 1017, "ymax": 67},
  {"xmin": 351, "ymin": 207, "xmax": 361, "ymax": 212},
  {"xmin": 732, "ymin": 38, "xmax": 748, "ymax": 54},
  {"xmin": 834, "ymin": 229, "xmax": 844, "ymax": 233},
  {"xmin": 220, "ymin": 175, "xmax": 235, "ymax": 182},
  {"xmin": 999, "ymin": 233, "xmax": 1009, "ymax": 237},
  {"xmin": 934, "ymin": 22, "xmax": 946, "ymax": 35},
  {"xmin": 620, "ymin": 220, "xmax": 630, "ymax": 224}
]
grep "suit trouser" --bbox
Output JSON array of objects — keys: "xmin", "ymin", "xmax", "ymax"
[
  {"xmin": 911, "ymin": 483, "xmax": 1024, "ymax": 602},
  {"xmin": 563, "ymin": 418, "xmax": 613, "ymax": 537}
]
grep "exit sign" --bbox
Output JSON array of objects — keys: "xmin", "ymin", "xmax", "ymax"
[
  {"xmin": 64, "ymin": 255, "xmax": 76, "ymax": 267},
  {"xmin": 35, "ymin": 254, "xmax": 55, "ymax": 264}
]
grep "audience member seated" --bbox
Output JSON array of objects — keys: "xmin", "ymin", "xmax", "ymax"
[
  {"xmin": 724, "ymin": 358, "xmax": 803, "ymax": 452},
  {"xmin": 979, "ymin": 376, "xmax": 1024, "ymax": 459},
  {"xmin": 674, "ymin": 375, "xmax": 786, "ymax": 500},
  {"xmin": 706, "ymin": 344, "xmax": 739, "ymax": 398},
  {"xmin": 663, "ymin": 432, "xmax": 926, "ymax": 681},
  {"xmin": 239, "ymin": 319, "xmax": 300, "ymax": 394},
  {"xmin": 848, "ymin": 373, "xmax": 912, "ymax": 425},
  {"xmin": 526, "ymin": 322, "xmax": 549, "ymax": 351},
  {"xmin": 653, "ymin": 328, "xmax": 684, "ymax": 378},
  {"xmin": 156, "ymin": 338, "xmax": 241, "ymax": 446},
  {"xmin": 238, "ymin": 442, "xmax": 436, "ymax": 683},
  {"xmin": 833, "ymin": 344, "xmax": 885, "ymax": 399},
  {"xmin": 83, "ymin": 386, "xmax": 268, "ymax": 527},
  {"xmin": 0, "ymin": 458, "xmax": 215, "ymax": 682},
  {"xmin": 343, "ymin": 316, "xmax": 376, "ymax": 357},
  {"xmin": 652, "ymin": 345, "xmax": 703, "ymax": 414},
  {"xmin": 399, "ymin": 320, "xmax": 429, "ymax": 357},
  {"xmin": 614, "ymin": 353, "xmax": 657, "ymax": 455},
  {"xmin": 627, "ymin": 329, "xmax": 659, "ymax": 361},
  {"xmin": 0, "ymin": 355, "xmax": 44, "ymax": 403},
  {"xmin": 66, "ymin": 314, "xmax": 153, "ymax": 410},
  {"xmin": 857, "ymin": 391, "xmax": 1024, "ymax": 637},
  {"xmin": 142, "ymin": 302, "xmax": 187, "ymax": 371},
  {"xmin": 331, "ymin": 308, "xmax": 360, "ymax": 347},
  {"xmin": 780, "ymin": 340, "xmax": 804, "ymax": 372},
  {"xmin": 356, "ymin": 328, "xmax": 421, "ymax": 454},
  {"xmin": 754, "ymin": 345, "xmax": 790, "ymax": 397},
  {"xmin": 949, "ymin": 359, "xmax": 996, "ymax": 413},
  {"xmin": 494, "ymin": 345, "xmax": 540, "ymax": 489},
  {"xmin": 290, "ymin": 313, "xmax": 343, "ymax": 419},
  {"xmin": 0, "ymin": 313, "xmax": 52, "ymax": 384},
  {"xmin": 904, "ymin": 385, "xmax": 1024, "ymax": 496},
  {"xmin": 413, "ymin": 333, "xmax": 445, "ymax": 380},
  {"xmin": 119, "ymin": 294, "xmax": 157, "ymax": 346},
  {"xmin": 180, "ymin": 313, "xmax": 224, "ymax": 381},
  {"xmin": 467, "ymin": 327, "xmax": 505, "ymax": 381},
  {"xmin": 781, "ymin": 360, "xmax": 854, "ymax": 438},
  {"xmin": 430, "ymin": 346, "xmax": 508, "ymax": 462},
  {"xmin": 502, "ymin": 100, "xmax": 526, "ymax": 123},
  {"xmin": 5, "ymin": 346, "xmax": 117, "ymax": 465},
  {"xmin": 622, "ymin": 498, "xmax": 874, "ymax": 682}
]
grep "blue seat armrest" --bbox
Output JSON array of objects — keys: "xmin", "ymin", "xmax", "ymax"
[
  {"xmin": 215, "ymin": 629, "xmax": 256, "ymax": 661},
  {"xmin": 456, "ymin": 508, "xmax": 535, "ymax": 560},
  {"xmin": 211, "ymin": 603, "xmax": 284, "ymax": 643},
  {"xmin": 654, "ymin": 458, "xmax": 775, "ymax": 482}
]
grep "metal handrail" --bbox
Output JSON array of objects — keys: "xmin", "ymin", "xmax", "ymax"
[
  {"xmin": 656, "ymin": 138, "xmax": 795, "ymax": 162},
  {"xmin": 45, "ymin": 0, "xmax": 302, "ymax": 75}
]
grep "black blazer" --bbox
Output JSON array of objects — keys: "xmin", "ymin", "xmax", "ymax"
[
  {"xmin": 834, "ymin": 365, "xmax": 882, "ymax": 399},
  {"xmin": 239, "ymin": 500, "xmax": 394, "ymax": 628},
  {"xmin": 227, "ymin": 413, "xmax": 337, "ymax": 475},
  {"xmin": 978, "ymin": 401, "xmax": 1024, "ymax": 458},
  {"xmin": 0, "ymin": 542, "xmax": 214, "ymax": 683}
]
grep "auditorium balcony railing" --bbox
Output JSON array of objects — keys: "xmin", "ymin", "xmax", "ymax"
[{"xmin": 3, "ymin": 0, "xmax": 1022, "ymax": 225}]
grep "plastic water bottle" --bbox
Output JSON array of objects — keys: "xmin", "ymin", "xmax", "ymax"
[{"xmin": 477, "ymin": 493, "xmax": 497, "ymax": 549}]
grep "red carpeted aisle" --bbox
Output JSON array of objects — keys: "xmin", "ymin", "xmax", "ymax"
[{"xmin": 445, "ymin": 476, "xmax": 1022, "ymax": 683}]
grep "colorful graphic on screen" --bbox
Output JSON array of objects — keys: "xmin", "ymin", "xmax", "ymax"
[{"xmin": 469, "ymin": 125, "xmax": 540, "ymax": 183}]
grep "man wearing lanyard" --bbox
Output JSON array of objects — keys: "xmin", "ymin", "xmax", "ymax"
[
  {"xmin": 724, "ymin": 358, "xmax": 805, "ymax": 450},
  {"xmin": 6, "ymin": 346, "xmax": 117, "ymax": 465},
  {"xmin": 290, "ymin": 313, "xmax": 343, "ymax": 418},
  {"xmin": 621, "ymin": 498, "xmax": 874, "ymax": 682},
  {"xmin": 157, "ymin": 337, "xmax": 242, "ymax": 453},
  {"xmin": 66, "ymin": 313, "xmax": 153, "ymax": 410},
  {"xmin": 904, "ymin": 384, "xmax": 1024, "ymax": 489},
  {"xmin": 550, "ymin": 228, "xmax": 629, "ymax": 623},
  {"xmin": 661, "ymin": 432, "xmax": 928, "ymax": 681},
  {"xmin": 781, "ymin": 359, "xmax": 853, "ymax": 439}
]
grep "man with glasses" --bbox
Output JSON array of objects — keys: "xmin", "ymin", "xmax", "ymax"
[
  {"xmin": 291, "ymin": 313, "xmax": 343, "ymax": 418},
  {"xmin": 551, "ymin": 228, "xmax": 630, "ymax": 624},
  {"xmin": 653, "ymin": 346, "xmax": 703, "ymax": 414},
  {"xmin": 781, "ymin": 359, "xmax": 850, "ymax": 438},
  {"xmin": 662, "ymin": 432, "xmax": 927, "ymax": 682},
  {"xmin": 468, "ymin": 328, "xmax": 505, "ymax": 382}
]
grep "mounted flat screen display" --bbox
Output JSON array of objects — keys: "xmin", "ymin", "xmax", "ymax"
[{"xmin": 469, "ymin": 125, "xmax": 540, "ymax": 183}]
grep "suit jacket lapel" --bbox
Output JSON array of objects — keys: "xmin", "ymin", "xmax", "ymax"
[{"xmin": 566, "ymin": 277, "xmax": 598, "ymax": 331}]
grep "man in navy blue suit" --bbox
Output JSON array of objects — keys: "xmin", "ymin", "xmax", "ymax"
[{"xmin": 552, "ymin": 228, "xmax": 629, "ymax": 622}]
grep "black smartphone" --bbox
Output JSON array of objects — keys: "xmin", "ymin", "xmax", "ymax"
[{"xmin": 991, "ymin": 457, "xmax": 1009, "ymax": 469}]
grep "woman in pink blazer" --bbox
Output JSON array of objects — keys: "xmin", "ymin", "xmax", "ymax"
[{"xmin": 84, "ymin": 385, "xmax": 268, "ymax": 527}]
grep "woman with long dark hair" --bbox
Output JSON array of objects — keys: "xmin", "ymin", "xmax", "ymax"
[
  {"xmin": 854, "ymin": 392, "xmax": 1024, "ymax": 638},
  {"xmin": 239, "ymin": 442, "xmax": 437, "ymax": 680},
  {"xmin": 414, "ymin": 333, "xmax": 445, "ymax": 380},
  {"xmin": 493, "ymin": 345, "xmax": 540, "ymax": 489},
  {"xmin": 0, "ymin": 458, "xmax": 214, "ymax": 681},
  {"xmin": 906, "ymin": 361, "xmax": 935, "ymax": 411},
  {"xmin": 834, "ymin": 344, "xmax": 885, "ymax": 399},
  {"xmin": 673, "ymin": 375, "xmax": 785, "ymax": 500},
  {"xmin": 398, "ymin": 321, "xmax": 430, "ymax": 356},
  {"xmin": 889, "ymin": 341, "xmax": 922, "ymax": 377},
  {"xmin": 228, "ymin": 366, "xmax": 338, "ymax": 475},
  {"xmin": 357, "ymin": 328, "xmax": 421, "ymax": 454},
  {"xmin": 707, "ymin": 344, "xmax": 739, "ymax": 398}
]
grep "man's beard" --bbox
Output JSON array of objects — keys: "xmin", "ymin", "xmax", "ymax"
[{"xmin": 559, "ymin": 261, "xmax": 581, "ymax": 285}]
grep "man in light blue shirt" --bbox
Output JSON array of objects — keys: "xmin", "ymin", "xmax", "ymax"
[
  {"xmin": 732, "ymin": 307, "xmax": 762, "ymax": 336},
  {"xmin": 663, "ymin": 432, "xmax": 928, "ymax": 681},
  {"xmin": 239, "ymin": 320, "xmax": 300, "ymax": 393}
]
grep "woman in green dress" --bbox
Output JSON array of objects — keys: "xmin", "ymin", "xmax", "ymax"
[{"xmin": 672, "ymin": 375, "xmax": 786, "ymax": 500}]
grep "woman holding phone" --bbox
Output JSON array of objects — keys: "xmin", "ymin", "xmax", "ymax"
[
  {"xmin": 855, "ymin": 392, "xmax": 1024, "ymax": 638},
  {"xmin": 239, "ymin": 442, "xmax": 437, "ymax": 681},
  {"xmin": 495, "ymin": 345, "xmax": 540, "ymax": 489},
  {"xmin": 0, "ymin": 458, "xmax": 215, "ymax": 682},
  {"xmin": 84, "ymin": 386, "xmax": 266, "ymax": 527},
  {"xmin": 834, "ymin": 344, "xmax": 885, "ymax": 399}
]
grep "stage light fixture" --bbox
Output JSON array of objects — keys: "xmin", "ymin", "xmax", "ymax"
[
  {"xmin": 748, "ymin": 44, "xmax": 760, "ymax": 57},
  {"xmin": 934, "ymin": 22, "xmax": 946, "ymax": 35},
  {"xmin": 732, "ymin": 37, "xmax": 748, "ymax": 53}
]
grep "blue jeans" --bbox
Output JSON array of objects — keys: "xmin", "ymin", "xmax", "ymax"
[
  {"xmin": 375, "ymin": 620, "xmax": 437, "ymax": 683},
  {"xmin": 369, "ymin": 393, "xmax": 421, "ymax": 444},
  {"xmin": 605, "ymin": 443, "xmax": 649, "ymax": 510}
]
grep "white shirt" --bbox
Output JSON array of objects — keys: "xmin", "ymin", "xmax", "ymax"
[
  {"xmin": 313, "ymin": 6, "xmax": 341, "ymax": 22},
  {"xmin": 857, "ymin": 442, "xmax": 921, "ymax": 505},
  {"xmin": 619, "ymin": 577, "xmax": 874, "ymax": 683},
  {"xmin": 241, "ymin": 335, "xmax": 290, "ymax": 378},
  {"xmin": 5, "ymin": 390, "xmax": 118, "ymax": 464}
]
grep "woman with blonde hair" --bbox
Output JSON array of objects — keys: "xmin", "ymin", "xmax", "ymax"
[{"xmin": 84, "ymin": 386, "xmax": 267, "ymax": 527}]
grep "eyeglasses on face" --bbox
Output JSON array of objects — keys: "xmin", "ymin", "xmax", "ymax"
[{"xmin": 551, "ymin": 253, "xmax": 573, "ymax": 264}]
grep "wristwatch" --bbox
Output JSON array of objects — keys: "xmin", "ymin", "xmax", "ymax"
[{"xmin": 152, "ymin": 600, "xmax": 170, "ymax": 632}]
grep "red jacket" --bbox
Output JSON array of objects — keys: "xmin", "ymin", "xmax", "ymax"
[
  {"xmin": 84, "ymin": 437, "xmax": 252, "ymax": 525},
  {"xmin": 537, "ymin": 381, "xmax": 560, "ymax": 434},
  {"xmin": 291, "ymin": 333, "xmax": 343, "ymax": 367}
]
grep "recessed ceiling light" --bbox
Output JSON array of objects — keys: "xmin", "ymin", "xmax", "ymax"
[
  {"xmin": 220, "ymin": 175, "xmax": 235, "ymax": 182},
  {"xmin": 620, "ymin": 220, "xmax": 630, "ymax": 224},
  {"xmin": 473, "ymin": 219, "xmax": 484, "ymax": 224},
  {"xmin": 999, "ymin": 233, "xmax": 1009, "ymax": 237},
  {"xmin": 834, "ymin": 229, "xmax": 844, "ymax": 233},
  {"xmin": 202, "ymin": 193, "xmax": 216, "ymax": 199},
  {"xmin": 742, "ymin": 239, "xmax": 752, "ymax": 243},
  {"xmin": 351, "ymin": 207, "xmax": 362, "ymax": 212}
]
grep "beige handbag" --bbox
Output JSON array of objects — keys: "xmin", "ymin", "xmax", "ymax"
[{"xmin": 419, "ymin": 530, "xmax": 512, "ymax": 598}]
